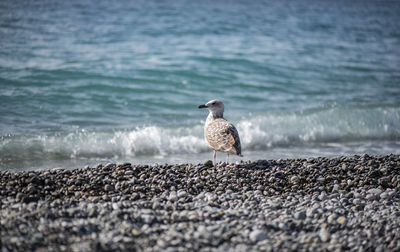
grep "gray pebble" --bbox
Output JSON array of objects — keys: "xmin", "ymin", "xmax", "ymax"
[
  {"xmin": 1, "ymin": 154, "xmax": 400, "ymax": 251},
  {"xmin": 294, "ymin": 210, "xmax": 306, "ymax": 220},
  {"xmin": 249, "ymin": 229, "xmax": 268, "ymax": 243}
]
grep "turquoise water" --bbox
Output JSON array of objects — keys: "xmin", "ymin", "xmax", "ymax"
[{"xmin": 1, "ymin": 0, "xmax": 400, "ymax": 171}]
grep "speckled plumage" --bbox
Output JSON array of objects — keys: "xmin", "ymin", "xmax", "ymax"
[
  {"xmin": 205, "ymin": 118, "xmax": 241, "ymax": 156},
  {"xmin": 198, "ymin": 99, "xmax": 242, "ymax": 165}
]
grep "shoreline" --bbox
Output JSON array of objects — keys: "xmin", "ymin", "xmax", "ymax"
[{"xmin": 1, "ymin": 154, "xmax": 400, "ymax": 251}]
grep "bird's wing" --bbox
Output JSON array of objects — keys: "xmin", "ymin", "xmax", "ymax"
[
  {"xmin": 227, "ymin": 124, "xmax": 242, "ymax": 156},
  {"xmin": 206, "ymin": 119, "xmax": 241, "ymax": 155}
]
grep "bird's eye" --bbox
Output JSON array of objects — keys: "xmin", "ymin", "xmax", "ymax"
[{"xmin": 212, "ymin": 102, "xmax": 216, "ymax": 105}]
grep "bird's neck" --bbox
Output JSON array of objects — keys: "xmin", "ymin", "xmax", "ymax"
[{"xmin": 206, "ymin": 111, "xmax": 223, "ymax": 125}]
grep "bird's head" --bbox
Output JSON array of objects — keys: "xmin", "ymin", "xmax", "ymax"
[{"xmin": 198, "ymin": 99, "xmax": 224, "ymax": 117}]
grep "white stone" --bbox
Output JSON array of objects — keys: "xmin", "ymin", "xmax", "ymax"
[{"xmin": 249, "ymin": 229, "xmax": 268, "ymax": 242}]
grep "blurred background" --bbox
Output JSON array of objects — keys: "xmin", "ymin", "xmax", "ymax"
[{"xmin": 1, "ymin": 0, "xmax": 399, "ymax": 171}]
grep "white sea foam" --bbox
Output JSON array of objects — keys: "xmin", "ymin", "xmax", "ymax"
[{"xmin": 1, "ymin": 105, "xmax": 399, "ymax": 170}]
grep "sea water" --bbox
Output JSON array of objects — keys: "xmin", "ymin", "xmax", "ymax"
[{"xmin": 1, "ymin": 0, "xmax": 399, "ymax": 171}]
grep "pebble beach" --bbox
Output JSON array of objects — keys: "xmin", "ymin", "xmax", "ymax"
[{"xmin": 1, "ymin": 154, "xmax": 400, "ymax": 251}]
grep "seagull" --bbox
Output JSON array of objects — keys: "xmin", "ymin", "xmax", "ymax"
[{"xmin": 198, "ymin": 99, "xmax": 243, "ymax": 167}]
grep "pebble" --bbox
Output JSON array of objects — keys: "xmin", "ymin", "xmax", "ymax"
[
  {"xmin": 337, "ymin": 216, "xmax": 346, "ymax": 225},
  {"xmin": 319, "ymin": 229, "xmax": 330, "ymax": 242},
  {"xmin": 367, "ymin": 188, "xmax": 382, "ymax": 196},
  {"xmin": 318, "ymin": 191, "xmax": 327, "ymax": 201},
  {"xmin": 203, "ymin": 160, "xmax": 213, "ymax": 167},
  {"xmin": 1, "ymin": 154, "xmax": 399, "ymax": 251},
  {"xmin": 104, "ymin": 184, "xmax": 113, "ymax": 192},
  {"xmin": 327, "ymin": 214, "xmax": 337, "ymax": 224},
  {"xmin": 294, "ymin": 210, "xmax": 306, "ymax": 220},
  {"xmin": 141, "ymin": 214, "xmax": 154, "ymax": 224},
  {"xmin": 249, "ymin": 229, "xmax": 268, "ymax": 243}
]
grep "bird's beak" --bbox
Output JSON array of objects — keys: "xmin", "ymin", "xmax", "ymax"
[{"xmin": 198, "ymin": 104, "xmax": 207, "ymax": 109}]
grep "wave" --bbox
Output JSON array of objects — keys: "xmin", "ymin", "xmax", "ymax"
[
  {"xmin": 239, "ymin": 104, "xmax": 400, "ymax": 149},
  {"xmin": 0, "ymin": 126, "xmax": 207, "ymax": 162},
  {"xmin": 1, "ymin": 104, "xmax": 399, "ymax": 166}
]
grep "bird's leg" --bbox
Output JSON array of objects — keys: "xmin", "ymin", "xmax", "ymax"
[
  {"xmin": 213, "ymin": 150, "xmax": 217, "ymax": 168},
  {"xmin": 226, "ymin": 154, "xmax": 229, "ymax": 164}
]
